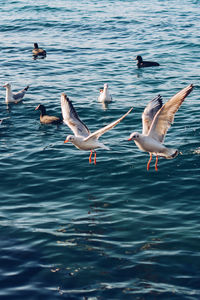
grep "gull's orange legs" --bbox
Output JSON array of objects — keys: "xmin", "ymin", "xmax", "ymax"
[
  {"xmin": 147, "ymin": 153, "xmax": 152, "ymax": 171},
  {"xmin": 89, "ymin": 150, "xmax": 97, "ymax": 164},
  {"xmin": 94, "ymin": 151, "xmax": 97, "ymax": 165},
  {"xmin": 155, "ymin": 155, "xmax": 158, "ymax": 171},
  {"xmin": 89, "ymin": 150, "xmax": 93, "ymax": 163}
]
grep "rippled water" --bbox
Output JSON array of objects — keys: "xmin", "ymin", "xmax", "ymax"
[{"xmin": 0, "ymin": 0, "xmax": 200, "ymax": 299}]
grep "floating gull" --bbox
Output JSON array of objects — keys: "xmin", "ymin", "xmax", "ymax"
[
  {"xmin": 98, "ymin": 83, "xmax": 112, "ymax": 103},
  {"xmin": 98, "ymin": 83, "xmax": 113, "ymax": 110},
  {"xmin": 61, "ymin": 93, "xmax": 132, "ymax": 164},
  {"xmin": 128, "ymin": 84, "xmax": 193, "ymax": 171},
  {"xmin": 3, "ymin": 82, "xmax": 29, "ymax": 104}
]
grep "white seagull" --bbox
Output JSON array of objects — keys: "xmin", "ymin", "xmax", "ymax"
[
  {"xmin": 61, "ymin": 93, "xmax": 133, "ymax": 164},
  {"xmin": 128, "ymin": 84, "xmax": 193, "ymax": 171},
  {"xmin": 3, "ymin": 82, "xmax": 29, "ymax": 104},
  {"xmin": 98, "ymin": 83, "xmax": 112, "ymax": 103}
]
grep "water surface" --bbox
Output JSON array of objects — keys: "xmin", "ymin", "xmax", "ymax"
[{"xmin": 0, "ymin": 1, "xmax": 200, "ymax": 299}]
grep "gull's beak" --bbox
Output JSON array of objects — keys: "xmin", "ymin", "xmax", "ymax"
[
  {"xmin": 128, "ymin": 138, "xmax": 132, "ymax": 141},
  {"xmin": 3, "ymin": 85, "xmax": 6, "ymax": 87},
  {"xmin": 64, "ymin": 139, "xmax": 69, "ymax": 143}
]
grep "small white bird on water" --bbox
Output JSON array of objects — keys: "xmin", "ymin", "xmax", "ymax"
[
  {"xmin": 61, "ymin": 93, "xmax": 133, "ymax": 164},
  {"xmin": 98, "ymin": 83, "xmax": 112, "ymax": 103},
  {"xmin": 3, "ymin": 82, "xmax": 29, "ymax": 104},
  {"xmin": 128, "ymin": 84, "xmax": 193, "ymax": 171}
]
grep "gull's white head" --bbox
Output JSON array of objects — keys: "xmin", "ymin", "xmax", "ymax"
[
  {"xmin": 64, "ymin": 135, "xmax": 75, "ymax": 144},
  {"xmin": 128, "ymin": 132, "xmax": 141, "ymax": 141},
  {"xmin": 3, "ymin": 82, "xmax": 11, "ymax": 88},
  {"xmin": 104, "ymin": 83, "xmax": 108, "ymax": 89}
]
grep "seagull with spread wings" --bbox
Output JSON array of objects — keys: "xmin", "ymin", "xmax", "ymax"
[
  {"xmin": 61, "ymin": 93, "xmax": 132, "ymax": 164},
  {"xmin": 128, "ymin": 84, "xmax": 193, "ymax": 171}
]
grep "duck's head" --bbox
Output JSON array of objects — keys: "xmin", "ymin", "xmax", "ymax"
[
  {"xmin": 64, "ymin": 135, "xmax": 75, "ymax": 143},
  {"xmin": 35, "ymin": 104, "xmax": 46, "ymax": 115},
  {"xmin": 3, "ymin": 82, "xmax": 10, "ymax": 88},
  {"xmin": 128, "ymin": 132, "xmax": 141, "ymax": 141},
  {"xmin": 135, "ymin": 55, "xmax": 143, "ymax": 62},
  {"xmin": 34, "ymin": 43, "xmax": 39, "ymax": 49}
]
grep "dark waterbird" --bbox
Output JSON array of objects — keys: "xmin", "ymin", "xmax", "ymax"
[
  {"xmin": 35, "ymin": 104, "xmax": 62, "ymax": 124},
  {"xmin": 135, "ymin": 55, "xmax": 160, "ymax": 68},
  {"xmin": 32, "ymin": 43, "xmax": 46, "ymax": 59},
  {"xmin": 128, "ymin": 84, "xmax": 193, "ymax": 171}
]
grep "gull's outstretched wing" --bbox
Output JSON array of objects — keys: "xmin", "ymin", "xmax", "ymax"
[
  {"xmin": 84, "ymin": 107, "xmax": 133, "ymax": 142},
  {"xmin": 61, "ymin": 93, "xmax": 90, "ymax": 137},
  {"xmin": 148, "ymin": 84, "xmax": 193, "ymax": 143},
  {"xmin": 142, "ymin": 95, "xmax": 163, "ymax": 135}
]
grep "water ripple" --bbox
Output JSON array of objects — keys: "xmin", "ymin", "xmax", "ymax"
[{"xmin": 0, "ymin": 0, "xmax": 200, "ymax": 299}]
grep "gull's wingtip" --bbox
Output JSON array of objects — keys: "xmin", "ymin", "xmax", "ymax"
[
  {"xmin": 185, "ymin": 83, "xmax": 194, "ymax": 95},
  {"xmin": 187, "ymin": 83, "xmax": 193, "ymax": 90},
  {"xmin": 61, "ymin": 93, "xmax": 68, "ymax": 104},
  {"xmin": 61, "ymin": 93, "xmax": 67, "ymax": 98},
  {"xmin": 127, "ymin": 107, "xmax": 133, "ymax": 114},
  {"xmin": 119, "ymin": 107, "xmax": 133, "ymax": 121},
  {"xmin": 175, "ymin": 84, "xmax": 194, "ymax": 100}
]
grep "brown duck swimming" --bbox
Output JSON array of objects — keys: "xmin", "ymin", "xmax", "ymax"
[
  {"xmin": 35, "ymin": 104, "xmax": 62, "ymax": 124},
  {"xmin": 32, "ymin": 43, "xmax": 46, "ymax": 58},
  {"xmin": 135, "ymin": 55, "xmax": 160, "ymax": 68}
]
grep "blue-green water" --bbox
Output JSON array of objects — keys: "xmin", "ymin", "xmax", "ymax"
[{"xmin": 0, "ymin": 1, "xmax": 200, "ymax": 299}]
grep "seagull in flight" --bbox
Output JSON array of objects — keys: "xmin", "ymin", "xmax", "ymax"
[
  {"xmin": 61, "ymin": 93, "xmax": 133, "ymax": 164},
  {"xmin": 128, "ymin": 84, "xmax": 193, "ymax": 171}
]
